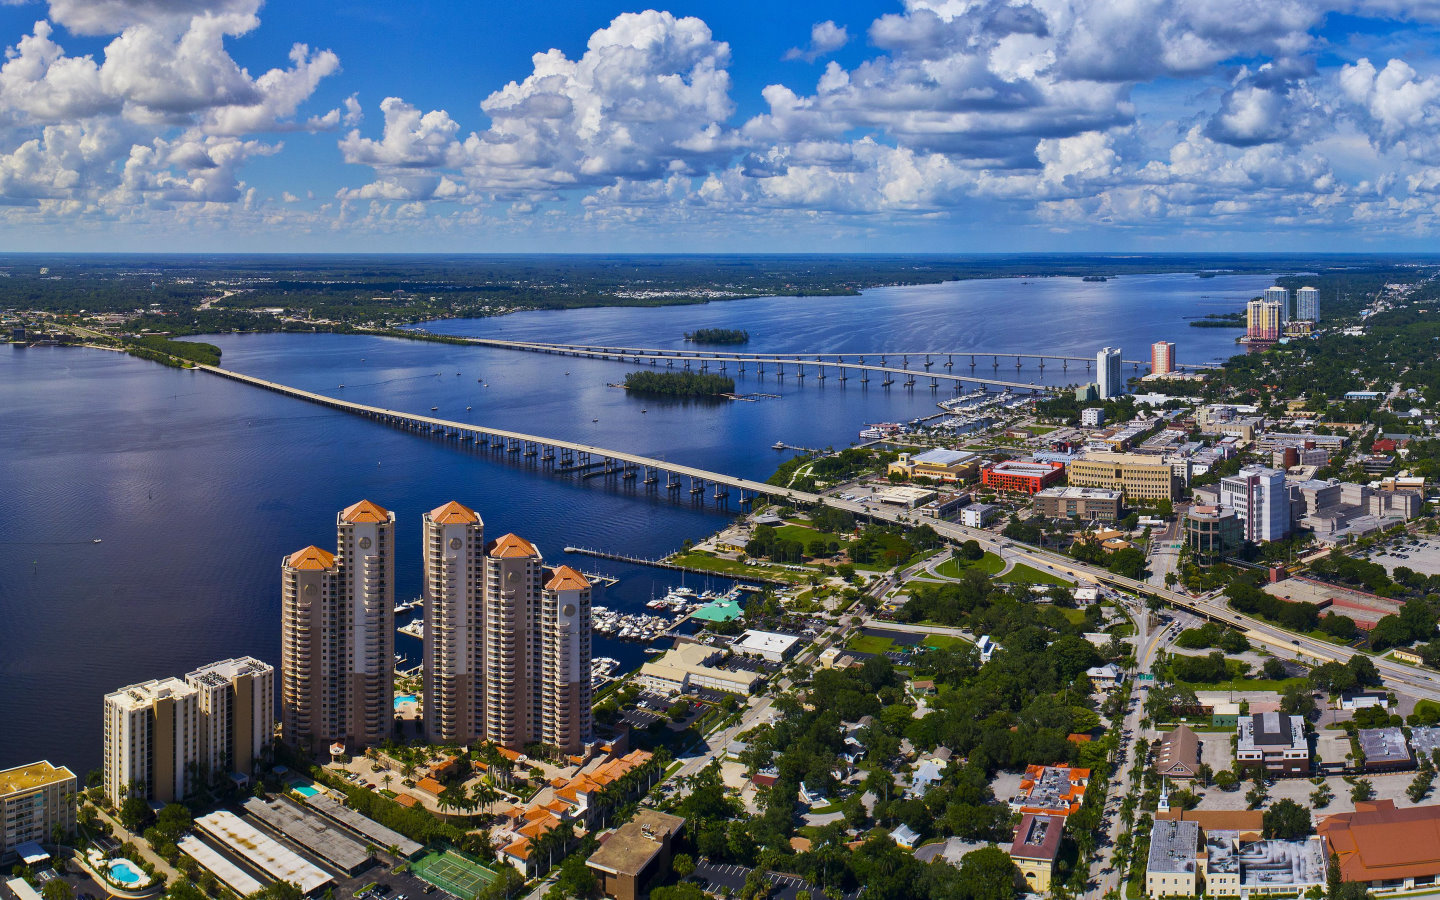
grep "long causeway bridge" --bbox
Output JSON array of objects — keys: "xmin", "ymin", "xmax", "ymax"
[
  {"xmin": 199, "ymin": 365, "xmax": 822, "ymax": 507},
  {"xmin": 427, "ymin": 335, "xmax": 1211, "ymax": 384}
]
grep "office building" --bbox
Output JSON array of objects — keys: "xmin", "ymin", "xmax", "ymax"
[
  {"xmin": 335, "ymin": 500, "xmax": 396, "ymax": 748},
  {"xmin": 1033, "ymin": 486, "xmax": 1122, "ymax": 522},
  {"xmin": 1146, "ymin": 819, "xmax": 1201, "ymax": 898},
  {"xmin": 103, "ymin": 677, "xmax": 201, "ymax": 806},
  {"xmin": 1010, "ymin": 814, "xmax": 1064, "ymax": 893},
  {"xmin": 1154, "ymin": 725, "xmax": 1201, "ymax": 779},
  {"xmin": 1296, "ymin": 286, "xmax": 1319, "ymax": 322},
  {"xmin": 637, "ymin": 642, "xmax": 763, "ymax": 695},
  {"xmin": 1097, "ymin": 347, "xmax": 1123, "ymax": 398},
  {"xmin": 886, "ymin": 449, "xmax": 979, "ymax": 483},
  {"xmin": 1237, "ymin": 712, "xmax": 1310, "ymax": 775},
  {"xmin": 1081, "ymin": 407, "xmax": 1106, "ymax": 427},
  {"xmin": 980, "ymin": 460, "xmax": 1066, "ymax": 494},
  {"xmin": 186, "ymin": 657, "xmax": 274, "ymax": 785},
  {"xmin": 1220, "ymin": 465, "xmax": 1290, "ymax": 543},
  {"xmin": 1069, "ymin": 452, "xmax": 1180, "ymax": 500},
  {"xmin": 1183, "ymin": 506, "xmax": 1241, "ymax": 564},
  {"xmin": 540, "ymin": 565, "xmax": 594, "ymax": 755},
  {"xmin": 0, "ymin": 762, "xmax": 76, "ymax": 862},
  {"xmin": 421, "ymin": 501, "xmax": 486, "ymax": 745},
  {"xmin": 280, "ymin": 545, "xmax": 341, "ymax": 751},
  {"xmin": 1151, "ymin": 341, "xmax": 1176, "ymax": 375},
  {"xmin": 586, "ymin": 810, "xmax": 685, "ymax": 900}
]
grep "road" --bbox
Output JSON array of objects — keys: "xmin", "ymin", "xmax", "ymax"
[{"xmin": 822, "ymin": 494, "xmax": 1440, "ymax": 703}]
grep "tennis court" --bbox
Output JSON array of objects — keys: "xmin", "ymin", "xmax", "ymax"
[{"xmin": 413, "ymin": 849, "xmax": 499, "ymax": 899}]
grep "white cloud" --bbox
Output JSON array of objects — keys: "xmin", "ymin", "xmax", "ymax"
[{"xmin": 783, "ymin": 21, "xmax": 849, "ymax": 63}]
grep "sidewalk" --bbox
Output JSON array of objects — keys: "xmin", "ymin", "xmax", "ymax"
[{"xmin": 94, "ymin": 807, "xmax": 183, "ymax": 884}]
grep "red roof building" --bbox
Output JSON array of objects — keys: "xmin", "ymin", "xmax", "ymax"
[
  {"xmin": 981, "ymin": 460, "xmax": 1066, "ymax": 495},
  {"xmin": 1319, "ymin": 800, "xmax": 1440, "ymax": 891}
]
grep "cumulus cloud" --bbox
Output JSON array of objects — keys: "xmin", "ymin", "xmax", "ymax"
[{"xmin": 783, "ymin": 21, "xmax": 848, "ymax": 63}]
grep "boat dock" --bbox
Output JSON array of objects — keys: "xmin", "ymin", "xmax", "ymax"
[
  {"xmin": 771, "ymin": 441, "xmax": 822, "ymax": 453},
  {"xmin": 563, "ymin": 546, "xmax": 789, "ymax": 587},
  {"xmin": 580, "ymin": 571, "xmax": 619, "ymax": 587}
]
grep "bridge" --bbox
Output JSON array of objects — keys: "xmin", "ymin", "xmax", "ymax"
[
  {"xmin": 425, "ymin": 335, "xmax": 1212, "ymax": 380},
  {"xmin": 198, "ymin": 365, "xmax": 822, "ymax": 508}
]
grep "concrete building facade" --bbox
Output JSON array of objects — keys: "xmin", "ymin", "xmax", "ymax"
[
  {"xmin": 103, "ymin": 677, "xmax": 201, "ymax": 806},
  {"xmin": 0, "ymin": 762, "xmax": 76, "ymax": 862},
  {"xmin": 1296, "ymin": 286, "xmax": 1319, "ymax": 322},
  {"xmin": 421, "ymin": 501, "xmax": 486, "ymax": 745},
  {"xmin": 279, "ymin": 545, "xmax": 342, "ymax": 751},
  {"xmin": 540, "ymin": 565, "xmax": 594, "ymax": 755},
  {"xmin": 1033, "ymin": 486, "xmax": 1123, "ymax": 522},
  {"xmin": 1098, "ymin": 347, "xmax": 1123, "ymax": 398},
  {"xmin": 186, "ymin": 657, "xmax": 274, "ymax": 785},
  {"xmin": 1247, "ymin": 298, "xmax": 1284, "ymax": 342},
  {"xmin": 1151, "ymin": 341, "xmax": 1176, "ymax": 376},
  {"xmin": 483, "ymin": 534, "xmax": 545, "ymax": 751},
  {"xmin": 1220, "ymin": 466, "xmax": 1290, "ymax": 543},
  {"xmin": 1069, "ymin": 452, "xmax": 1180, "ymax": 500},
  {"xmin": 335, "ymin": 500, "xmax": 396, "ymax": 748}
]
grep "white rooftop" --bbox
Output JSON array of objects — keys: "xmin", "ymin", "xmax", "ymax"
[
  {"xmin": 911, "ymin": 449, "xmax": 976, "ymax": 466},
  {"xmin": 735, "ymin": 630, "xmax": 799, "ymax": 655},
  {"xmin": 178, "ymin": 836, "xmax": 265, "ymax": 897},
  {"xmin": 193, "ymin": 811, "xmax": 332, "ymax": 894}
]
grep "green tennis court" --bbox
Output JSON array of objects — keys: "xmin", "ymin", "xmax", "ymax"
[{"xmin": 413, "ymin": 849, "xmax": 500, "ymax": 899}]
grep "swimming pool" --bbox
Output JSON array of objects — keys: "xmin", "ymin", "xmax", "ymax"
[
  {"xmin": 394, "ymin": 694, "xmax": 418, "ymax": 707},
  {"xmin": 108, "ymin": 859, "xmax": 145, "ymax": 887},
  {"xmin": 293, "ymin": 784, "xmax": 319, "ymax": 797}
]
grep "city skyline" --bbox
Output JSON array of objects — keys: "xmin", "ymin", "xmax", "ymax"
[{"xmin": 0, "ymin": 2, "xmax": 1437, "ymax": 251}]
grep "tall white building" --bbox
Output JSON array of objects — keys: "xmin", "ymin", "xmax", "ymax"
[
  {"xmin": 335, "ymin": 500, "xmax": 396, "ymax": 747},
  {"xmin": 279, "ymin": 545, "xmax": 342, "ymax": 751},
  {"xmin": 103, "ymin": 677, "xmax": 201, "ymax": 806},
  {"xmin": 1220, "ymin": 465, "xmax": 1291, "ymax": 543},
  {"xmin": 186, "ymin": 657, "xmax": 275, "ymax": 785},
  {"xmin": 1297, "ymin": 286, "xmax": 1319, "ymax": 323},
  {"xmin": 1263, "ymin": 285, "xmax": 1290, "ymax": 322},
  {"xmin": 1097, "ymin": 347, "xmax": 1123, "ymax": 399},
  {"xmin": 422, "ymin": 501, "xmax": 486, "ymax": 745},
  {"xmin": 540, "ymin": 566, "xmax": 594, "ymax": 755}
]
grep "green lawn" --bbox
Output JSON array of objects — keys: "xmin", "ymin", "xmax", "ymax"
[
  {"xmin": 1175, "ymin": 675, "xmax": 1311, "ymax": 693},
  {"xmin": 772, "ymin": 522, "xmax": 825, "ymax": 545},
  {"xmin": 1027, "ymin": 425, "xmax": 1058, "ymax": 435},
  {"xmin": 922, "ymin": 634, "xmax": 968, "ymax": 650},
  {"xmin": 998, "ymin": 562, "xmax": 1070, "ymax": 585},
  {"xmin": 669, "ymin": 551, "xmax": 810, "ymax": 583},
  {"xmin": 934, "ymin": 551, "xmax": 1005, "ymax": 578},
  {"xmin": 1041, "ymin": 605, "xmax": 1087, "ymax": 625},
  {"xmin": 847, "ymin": 634, "xmax": 896, "ymax": 654}
]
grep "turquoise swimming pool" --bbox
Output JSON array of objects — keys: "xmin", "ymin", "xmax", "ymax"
[
  {"xmin": 394, "ymin": 694, "xmax": 418, "ymax": 707},
  {"xmin": 108, "ymin": 859, "xmax": 145, "ymax": 886},
  {"xmin": 293, "ymin": 784, "xmax": 319, "ymax": 797}
]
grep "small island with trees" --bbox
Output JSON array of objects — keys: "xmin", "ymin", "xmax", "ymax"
[
  {"xmin": 622, "ymin": 370, "xmax": 735, "ymax": 397},
  {"xmin": 1189, "ymin": 312, "xmax": 1246, "ymax": 328},
  {"xmin": 684, "ymin": 328, "xmax": 749, "ymax": 345}
]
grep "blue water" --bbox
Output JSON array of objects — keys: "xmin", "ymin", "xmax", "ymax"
[
  {"xmin": 0, "ymin": 271, "xmax": 1273, "ymax": 775},
  {"xmin": 108, "ymin": 860, "xmax": 144, "ymax": 886},
  {"xmin": 394, "ymin": 694, "xmax": 418, "ymax": 707},
  {"xmin": 293, "ymin": 784, "xmax": 320, "ymax": 798}
]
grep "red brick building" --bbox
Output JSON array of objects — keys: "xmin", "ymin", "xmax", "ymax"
[{"xmin": 981, "ymin": 460, "xmax": 1066, "ymax": 494}]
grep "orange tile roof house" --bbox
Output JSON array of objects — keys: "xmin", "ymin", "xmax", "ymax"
[
  {"xmin": 1009, "ymin": 764, "xmax": 1090, "ymax": 817},
  {"xmin": 1319, "ymin": 800, "xmax": 1440, "ymax": 892}
]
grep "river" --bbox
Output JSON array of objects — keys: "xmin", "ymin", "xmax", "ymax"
[{"xmin": 0, "ymin": 270, "xmax": 1274, "ymax": 775}]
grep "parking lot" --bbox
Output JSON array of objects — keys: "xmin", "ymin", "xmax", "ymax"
[
  {"xmin": 1366, "ymin": 537, "xmax": 1440, "ymax": 577},
  {"xmin": 690, "ymin": 859, "xmax": 862, "ymax": 900},
  {"xmin": 332, "ymin": 860, "xmax": 449, "ymax": 900}
]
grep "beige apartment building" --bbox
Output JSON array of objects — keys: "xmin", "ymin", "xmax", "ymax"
[
  {"xmin": 541, "ymin": 565, "xmax": 594, "ymax": 755},
  {"xmin": 186, "ymin": 657, "xmax": 274, "ymax": 784},
  {"xmin": 336, "ymin": 500, "xmax": 396, "ymax": 748},
  {"xmin": 279, "ymin": 544, "xmax": 341, "ymax": 751},
  {"xmin": 1069, "ymin": 452, "xmax": 1180, "ymax": 501},
  {"xmin": 484, "ymin": 534, "xmax": 544, "ymax": 750},
  {"xmin": 422, "ymin": 501, "xmax": 486, "ymax": 744},
  {"xmin": 0, "ymin": 761, "xmax": 76, "ymax": 862},
  {"xmin": 103, "ymin": 677, "xmax": 201, "ymax": 806}
]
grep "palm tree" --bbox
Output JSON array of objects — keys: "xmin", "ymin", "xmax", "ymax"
[{"xmin": 381, "ymin": 774, "xmax": 393, "ymax": 792}]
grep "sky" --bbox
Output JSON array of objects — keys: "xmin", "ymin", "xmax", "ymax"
[{"xmin": 1, "ymin": 1, "xmax": 1440, "ymax": 251}]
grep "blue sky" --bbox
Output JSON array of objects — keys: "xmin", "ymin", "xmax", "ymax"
[{"xmin": 0, "ymin": 0, "xmax": 1438, "ymax": 251}]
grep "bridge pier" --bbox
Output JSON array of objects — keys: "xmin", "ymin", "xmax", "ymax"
[
  {"xmin": 713, "ymin": 483, "xmax": 728, "ymax": 503},
  {"xmin": 924, "ymin": 355, "xmax": 932, "ymax": 370},
  {"xmin": 644, "ymin": 466, "xmax": 658, "ymax": 486},
  {"xmin": 667, "ymin": 473, "xmax": 681, "ymax": 491},
  {"xmin": 524, "ymin": 441, "xmax": 538, "ymax": 458},
  {"xmin": 970, "ymin": 355, "xmax": 975, "ymax": 368},
  {"xmin": 993, "ymin": 356, "xmax": 999, "ymax": 368},
  {"xmin": 946, "ymin": 355, "xmax": 953, "ymax": 369},
  {"xmin": 690, "ymin": 476, "xmax": 705, "ymax": 496}
]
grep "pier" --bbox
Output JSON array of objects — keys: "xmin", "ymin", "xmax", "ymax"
[{"xmin": 563, "ymin": 546, "xmax": 790, "ymax": 587}]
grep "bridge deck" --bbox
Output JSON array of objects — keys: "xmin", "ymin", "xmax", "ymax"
[
  {"xmin": 198, "ymin": 365, "xmax": 822, "ymax": 503},
  {"xmin": 434, "ymin": 336, "xmax": 1211, "ymax": 370}
]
